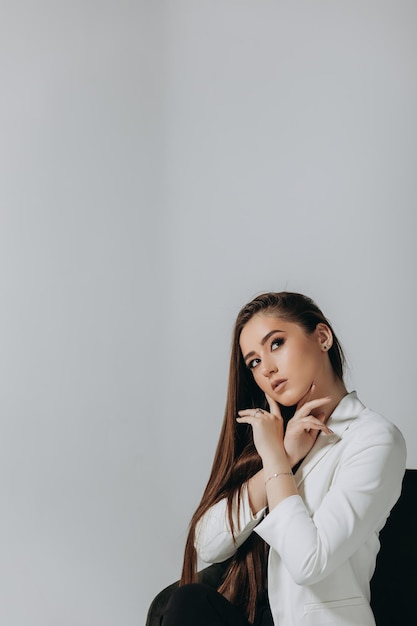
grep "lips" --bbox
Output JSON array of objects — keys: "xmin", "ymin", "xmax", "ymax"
[{"xmin": 272, "ymin": 379, "xmax": 287, "ymax": 392}]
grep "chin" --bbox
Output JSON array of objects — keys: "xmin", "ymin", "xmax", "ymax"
[
  {"xmin": 276, "ymin": 387, "xmax": 306, "ymax": 408},
  {"xmin": 278, "ymin": 397, "xmax": 296, "ymax": 408},
  {"xmin": 274, "ymin": 390, "xmax": 296, "ymax": 407}
]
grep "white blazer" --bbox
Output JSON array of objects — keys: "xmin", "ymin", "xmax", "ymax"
[{"xmin": 195, "ymin": 392, "xmax": 406, "ymax": 626}]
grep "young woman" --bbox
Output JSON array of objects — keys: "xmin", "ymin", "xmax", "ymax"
[{"xmin": 162, "ymin": 292, "xmax": 406, "ymax": 626}]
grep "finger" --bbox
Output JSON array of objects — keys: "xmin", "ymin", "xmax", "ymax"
[
  {"xmin": 294, "ymin": 416, "xmax": 334, "ymax": 434},
  {"xmin": 265, "ymin": 393, "xmax": 282, "ymax": 418},
  {"xmin": 296, "ymin": 397, "xmax": 332, "ymax": 417},
  {"xmin": 236, "ymin": 416, "xmax": 255, "ymax": 426},
  {"xmin": 238, "ymin": 408, "xmax": 268, "ymax": 418}
]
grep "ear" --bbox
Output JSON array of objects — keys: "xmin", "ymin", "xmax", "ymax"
[{"xmin": 315, "ymin": 323, "xmax": 333, "ymax": 352}]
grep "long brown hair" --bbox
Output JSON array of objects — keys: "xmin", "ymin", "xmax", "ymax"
[{"xmin": 180, "ymin": 292, "xmax": 345, "ymax": 622}]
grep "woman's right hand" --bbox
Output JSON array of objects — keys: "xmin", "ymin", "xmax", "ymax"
[{"xmin": 284, "ymin": 385, "xmax": 333, "ymax": 468}]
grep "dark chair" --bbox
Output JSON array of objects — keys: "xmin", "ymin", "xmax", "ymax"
[
  {"xmin": 146, "ymin": 469, "xmax": 417, "ymax": 626},
  {"xmin": 370, "ymin": 469, "xmax": 417, "ymax": 625}
]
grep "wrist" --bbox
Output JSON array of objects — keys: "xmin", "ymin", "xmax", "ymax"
[
  {"xmin": 264, "ymin": 470, "xmax": 293, "ymax": 486},
  {"xmin": 284, "ymin": 443, "xmax": 304, "ymax": 468},
  {"xmin": 261, "ymin": 448, "xmax": 288, "ymax": 471},
  {"xmin": 286, "ymin": 452, "xmax": 299, "ymax": 468},
  {"xmin": 262, "ymin": 458, "xmax": 292, "ymax": 478}
]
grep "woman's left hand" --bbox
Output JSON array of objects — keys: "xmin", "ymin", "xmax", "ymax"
[
  {"xmin": 284, "ymin": 385, "xmax": 333, "ymax": 467},
  {"xmin": 236, "ymin": 394, "xmax": 286, "ymax": 465}
]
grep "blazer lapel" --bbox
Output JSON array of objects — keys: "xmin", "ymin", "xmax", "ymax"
[{"xmin": 295, "ymin": 391, "xmax": 365, "ymax": 487}]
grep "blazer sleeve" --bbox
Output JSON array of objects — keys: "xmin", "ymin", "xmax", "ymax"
[
  {"xmin": 195, "ymin": 483, "xmax": 267, "ymax": 563},
  {"xmin": 254, "ymin": 419, "xmax": 406, "ymax": 586}
]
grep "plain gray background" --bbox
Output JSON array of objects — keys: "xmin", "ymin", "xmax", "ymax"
[{"xmin": 1, "ymin": 1, "xmax": 416, "ymax": 625}]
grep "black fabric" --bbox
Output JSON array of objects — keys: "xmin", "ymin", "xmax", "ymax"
[
  {"xmin": 370, "ymin": 469, "xmax": 417, "ymax": 626},
  {"xmin": 161, "ymin": 584, "xmax": 250, "ymax": 626},
  {"xmin": 146, "ymin": 563, "xmax": 230, "ymax": 626},
  {"xmin": 161, "ymin": 584, "xmax": 273, "ymax": 626}
]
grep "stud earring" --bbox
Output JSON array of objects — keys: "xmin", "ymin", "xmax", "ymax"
[{"xmin": 323, "ymin": 345, "xmax": 328, "ymax": 351}]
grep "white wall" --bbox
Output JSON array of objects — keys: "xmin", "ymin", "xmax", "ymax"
[{"xmin": 1, "ymin": 2, "xmax": 416, "ymax": 625}]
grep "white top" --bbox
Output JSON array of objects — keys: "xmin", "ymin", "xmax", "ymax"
[{"xmin": 195, "ymin": 392, "xmax": 406, "ymax": 626}]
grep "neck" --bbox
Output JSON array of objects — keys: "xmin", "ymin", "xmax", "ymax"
[{"xmin": 311, "ymin": 376, "xmax": 348, "ymax": 421}]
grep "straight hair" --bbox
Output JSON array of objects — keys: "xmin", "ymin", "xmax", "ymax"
[{"xmin": 180, "ymin": 292, "xmax": 345, "ymax": 622}]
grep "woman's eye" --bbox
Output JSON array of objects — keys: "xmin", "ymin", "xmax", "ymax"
[
  {"xmin": 271, "ymin": 338, "xmax": 284, "ymax": 350},
  {"xmin": 247, "ymin": 358, "xmax": 261, "ymax": 370}
]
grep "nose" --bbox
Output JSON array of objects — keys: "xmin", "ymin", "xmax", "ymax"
[{"xmin": 261, "ymin": 354, "xmax": 278, "ymax": 377}]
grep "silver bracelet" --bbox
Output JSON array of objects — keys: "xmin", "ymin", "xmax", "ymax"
[{"xmin": 265, "ymin": 471, "xmax": 293, "ymax": 485}]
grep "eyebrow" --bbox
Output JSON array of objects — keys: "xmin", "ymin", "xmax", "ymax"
[{"xmin": 243, "ymin": 329, "xmax": 285, "ymax": 362}]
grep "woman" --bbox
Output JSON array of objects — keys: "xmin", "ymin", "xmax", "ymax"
[{"xmin": 162, "ymin": 292, "xmax": 406, "ymax": 626}]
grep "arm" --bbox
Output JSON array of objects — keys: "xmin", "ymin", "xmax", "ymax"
[
  {"xmin": 255, "ymin": 419, "xmax": 406, "ymax": 585},
  {"xmin": 195, "ymin": 481, "xmax": 267, "ymax": 563},
  {"xmin": 247, "ymin": 468, "xmax": 267, "ymax": 514},
  {"xmin": 237, "ymin": 394, "xmax": 331, "ymax": 511},
  {"xmin": 195, "ymin": 401, "xmax": 296, "ymax": 566}
]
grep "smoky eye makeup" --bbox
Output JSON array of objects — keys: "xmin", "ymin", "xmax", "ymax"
[
  {"xmin": 246, "ymin": 357, "xmax": 260, "ymax": 370},
  {"xmin": 271, "ymin": 336, "xmax": 285, "ymax": 350},
  {"xmin": 244, "ymin": 335, "xmax": 285, "ymax": 369}
]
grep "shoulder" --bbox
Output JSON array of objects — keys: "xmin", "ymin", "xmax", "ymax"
[
  {"xmin": 339, "ymin": 393, "xmax": 407, "ymax": 466},
  {"xmin": 352, "ymin": 399, "xmax": 404, "ymax": 443}
]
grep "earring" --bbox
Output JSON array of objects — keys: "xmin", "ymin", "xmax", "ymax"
[{"xmin": 323, "ymin": 345, "xmax": 328, "ymax": 351}]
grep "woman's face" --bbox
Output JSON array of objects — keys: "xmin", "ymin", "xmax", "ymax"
[{"xmin": 239, "ymin": 313, "xmax": 330, "ymax": 407}]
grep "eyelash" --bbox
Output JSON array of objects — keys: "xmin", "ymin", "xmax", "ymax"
[
  {"xmin": 271, "ymin": 337, "xmax": 284, "ymax": 350},
  {"xmin": 246, "ymin": 337, "xmax": 285, "ymax": 370}
]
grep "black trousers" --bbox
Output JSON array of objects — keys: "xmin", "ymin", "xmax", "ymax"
[{"xmin": 161, "ymin": 583, "xmax": 274, "ymax": 626}]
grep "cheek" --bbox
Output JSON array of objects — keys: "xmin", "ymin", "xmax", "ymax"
[{"xmin": 299, "ymin": 353, "xmax": 322, "ymax": 378}]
